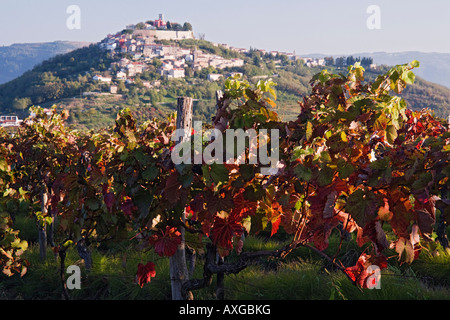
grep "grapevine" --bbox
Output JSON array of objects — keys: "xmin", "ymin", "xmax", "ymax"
[{"xmin": 1, "ymin": 61, "xmax": 449, "ymax": 300}]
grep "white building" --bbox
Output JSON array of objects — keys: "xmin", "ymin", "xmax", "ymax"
[
  {"xmin": 93, "ymin": 75, "xmax": 112, "ymax": 83},
  {"xmin": 110, "ymin": 85, "xmax": 118, "ymax": 94},
  {"xmin": 168, "ymin": 68, "xmax": 185, "ymax": 79},
  {"xmin": 116, "ymin": 71, "xmax": 127, "ymax": 80},
  {"xmin": 208, "ymin": 74, "xmax": 223, "ymax": 81},
  {"xmin": 105, "ymin": 43, "xmax": 117, "ymax": 51},
  {"xmin": 0, "ymin": 115, "xmax": 23, "ymax": 127}
]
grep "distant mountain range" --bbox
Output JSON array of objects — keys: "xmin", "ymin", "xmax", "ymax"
[
  {"xmin": 355, "ymin": 52, "xmax": 450, "ymax": 89},
  {"xmin": 308, "ymin": 51, "xmax": 450, "ymax": 89},
  {"xmin": 0, "ymin": 41, "xmax": 91, "ymax": 84}
]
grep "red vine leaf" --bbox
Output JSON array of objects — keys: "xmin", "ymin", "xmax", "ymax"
[
  {"xmin": 211, "ymin": 215, "xmax": 243, "ymax": 253},
  {"xmin": 344, "ymin": 253, "xmax": 387, "ymax": 288},
  {"xmin": 361, "ymin": 220, "xmax": 389, "ymax": 253},
  {"xmin": 231, "ymin": 191, "xmax": 257, "ymax": 219},
  {"xmin": 163, "ymin": 170, "xmax": 182, "ymax": 204},
  {"xmin": 121, "ymin": 196, "xmax": 136, "ymax": 217},
  {"xmin": 136, "ymin": 261, "xmax": 156, "ymax": 288},
  {"xmin": 149, "ymin": 226, "xmax": 181, "ymax": 257}
]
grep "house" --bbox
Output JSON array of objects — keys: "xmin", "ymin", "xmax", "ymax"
[
  {"xmin": 110, "ymin": 85, "xmax": 118, "ymax": 94},
  {"xmin": 142, "ymin": 81, "xmax": 151, "ymax": 88},
  {"xmin": 208, "ymin": 74, "xmax": 223, "ymax": 81},
  {"xmin": 132, "ymin": 53, "xmax": 142, "ymax": 60},
  {"xmin": 116, "ymin": 71, "xmax": 127, "ymax": 80},
  {"xmin": 179, "ymin": 48, "xmax": 191, "ymax": 56},
  {"xmin": 158, "ymin": 62, "xmax": 174, "ymax": 76},
  {"xmin": 161, "ymin": 61, "xmax": 174, "ymax": 70},
  {"xmin": 168, "ymin": 68, "xmax": 185, "ymax": 79},
  {"xmin": 105, "ymin": 43, "xmax": 117, "ymax": 51},
  {"xmin": 143, "ymin": 45, "xmax": 154, "ymax": 57},
  {"xmin": 230, "ymin": 58, "xmax": 244, "ymax": 67},
  {"xmin": 0, "ymin": 115, "xmax": 23, "ymax": 127},
  {"xmin": 93, "ymin": 75, "xmax": 112, "ymax": 83},
  {"xmin": 270, "ymin": 51, "xmax": 279, "ymax": 57},
  {"xmin": 299, "ymin": 57, "xmax": 312, "ymax": 64},
  {"xmin": 233, "ymin": 48, "xmax": 248, "ymax": 54},
  {"xmin": 151, "ymin": 80, "xmax": 161, "ymax": 87},
  {"xmin": 127, "ymin": 62, "xmax": 146, "ymax": 74},
  {"xmin": 29, "ymin": 108, "xmax": 52, "ymax": 118},
  {"xmin": 119, "ymin": 58, "xmax": 131, "ymax": 68},
  {"xmin": 173, "ymin": 59, "xmax": 185, "ymax": 68},
  {"xmin": 225, "ymin": 72, "xmax": 243, "ymax": 79}
]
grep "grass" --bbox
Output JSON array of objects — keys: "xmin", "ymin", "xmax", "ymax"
[
  {"xmin": 1, "ymin": 242, "xmax": 173, "ymax": 300},
  {"xmin": 2, "ymin": 220, "xmax": 450, "ymax": 300}
]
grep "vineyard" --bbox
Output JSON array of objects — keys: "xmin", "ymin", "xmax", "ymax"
[{"xmin": 1, "ymin": 61, "xmax": 450, "ymax": 300}]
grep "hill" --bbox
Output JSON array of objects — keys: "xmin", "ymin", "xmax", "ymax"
[
  {"xmin": 0, "ymin": 35, "xmax": 449, "ymax": 130},
  {"xmin": 357, "ymin": 51, "xmax": 450, "ymax": 89},
  {"xmin": 312, "ymin": 51, "xmax": 450, "ymax": 89},
  {"xmin": 0, "ymin": 41, "xmax": 91, "ymax": 85}
]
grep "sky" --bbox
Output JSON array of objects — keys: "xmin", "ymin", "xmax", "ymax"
[{"xmin": 1, "ymin": 0, "xmax": 450, "ymax": 55}]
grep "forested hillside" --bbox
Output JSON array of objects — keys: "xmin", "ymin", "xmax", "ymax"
[{"xmin": 0, "ymin": 41, "xmax": 90, "ymax": 85}]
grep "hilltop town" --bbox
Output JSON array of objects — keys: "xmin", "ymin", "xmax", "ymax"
[
  {"xmin": 93, "ymin": 14, "xmax": 360, "ymax": 90},
  {"xmin": 0, "ymin": 14, "xmax": 390, "ymax": 130},
  {"xmin": 95, "ymin": 14, "xmax": 245, "ymax": 88}
]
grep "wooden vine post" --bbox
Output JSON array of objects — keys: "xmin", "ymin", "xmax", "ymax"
[
  {"xmin": 170, "ymin": 96, "xmax": 193, "ymax": 300},
  {"xmin": 38, "ymin": 183, "xmax": 48, "ymax": 262}
]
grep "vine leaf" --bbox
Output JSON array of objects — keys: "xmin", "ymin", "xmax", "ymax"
[
  {"xmin": 346, "ymin": 189, "xmax": 379, "ymax": 228},
  {"xmin": 211, "ymin": 215, "xmax": 243, "ymax": 255},
  {"xmin": 163, "ymin": 170, "xmax": 182, "ymax": 204},
  {"xmin": 344, "ymin": 253, "xmax": 387, "ymax": 288},
  {"xmin": 392, "ymin": 237, "xmax": 416, "ymax": 264},
  {"xmin": 136, "ymin": 261, "xmax": 156, "ymax": 287},
  {"xmin": 149, "ymin": 226, "xmax": 181, "ymax": 257}
]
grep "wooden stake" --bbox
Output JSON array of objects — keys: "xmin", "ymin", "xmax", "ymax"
[{"xmin": 170, "ymin": 96, "xmax": 193, "ymax": 300}]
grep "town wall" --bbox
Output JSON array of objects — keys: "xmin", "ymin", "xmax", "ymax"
[{"xmin": 132, "ymin": 30, "xmax": 194, "ymax": 40}]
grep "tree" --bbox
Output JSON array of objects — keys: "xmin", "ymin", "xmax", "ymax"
[
  {"xmin": 346, "ymin": 56, "xmax": 356, "ymax": 66},
  {"xmin": 335, "ymin": 56, "xmax": 346, "ymax": 67},
  {"xmin": 0, "ymin": 128, "xmax": 29, "ymax": 277},
  {"xmin": 135, "ymin": 22, "xmax": 146, "ymax": 30},
  {"xmin": 324, "ymin": 56, "xmax": 334, "ymax": 66},
  {"xmin": 183, "ymin": 22, "xmax": 193, "ymax": 31},
  {"xmin": 117, "ymin": 81, "xmax": 127, "ymax": 94},
  {"xmin": 361, "ymin": 57, "xmax": 374, "ymax": 67},
  {"xmin": 280, "ymin": 54, "xmax": 289, "ymax": 65},
  {"xmin": 12, "ymin": 97, "xmax": 32, "ymax": 112}
]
